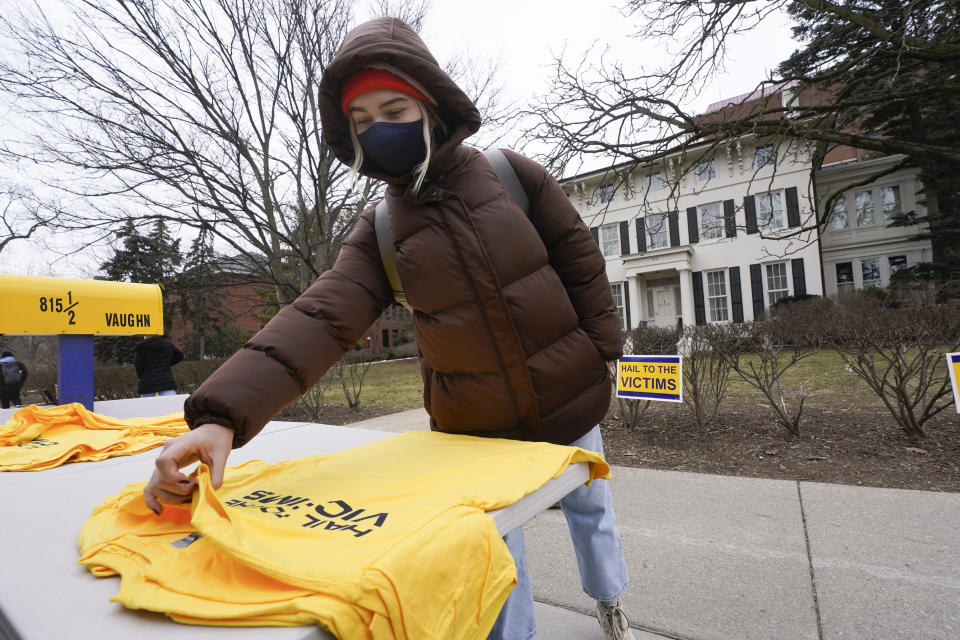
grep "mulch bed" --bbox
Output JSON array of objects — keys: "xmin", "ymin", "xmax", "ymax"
[
  {"xmin": 285, "ymin": 402, "xmax": 960, "ymax": 493},
  {"xmin": 600, "ymin": 403, "xmax": 960, "ymax": 492}
]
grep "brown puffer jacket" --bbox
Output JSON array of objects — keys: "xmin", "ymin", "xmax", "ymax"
[{"xmin": 184, "ymin": 17, "xmax": 622, "ymax": 447}]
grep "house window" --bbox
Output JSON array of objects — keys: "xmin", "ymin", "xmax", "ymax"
[
  {"xmin": 645, "ymin": 173, "xmax": 664, "ymax": 194},
  {"xmin": 855, "ymin": 190, "xmax": 875, "ymax": 226},
  {"xmin": 881, "ymin": 185, "xmax": 902, "ymax": 222},
  {"xmin": 836, "ymin": 262, "xmax": 854, "ymax": 295},
  {"xmin": 596, "ymin": 183, "xmax": 615, "ymax": 204},
  {"xmin": 757, "ymin": 191, "xmax": 785, "ymax": 230},
  {"xmin": 646, "ymin": 213, "xmax": 668, "ymax": 250},
  {"xmin": 646, "ymin": 288, "xmax": 655, "ymax": 320},
  {"xmin": 861, "ymin": 258, "xmax": 881, "ymax": 288},
  {"xmin": 611, "ymin": 282, "xmax": 626, "ymax": 331},
  {"xmin": 888, "ymin": 254, "xmax": 907, "ymax": 276},
  {"xmin": 765, "ymin": 262, "xmax": 790, "ymax": 306},
  {"xmin": 699, "ymin": 202, "xmax": 724, "ymax": 240},
  {"xmin": 755, "ymin": 144, "xmax": 775, "ymax": 168},
  {"xmin": 599, "ymin": 224, "xmax": 620, "ymax": 258},
  {"xmin": 696, "ymin": 158, "xmax": 717, "ymax": 183},
  {"xmin": 829, "ymin": 196, "xmax": 848, "ymax": 230},
  {"xmin": 705, "ymin": 270, "xmax": 729, "ymax": 322}
]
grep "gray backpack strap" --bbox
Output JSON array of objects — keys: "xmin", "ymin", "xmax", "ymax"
[
  {"xmin": 374, "ymin": 150, "xmax": 529, "ymax": 310},
  {"xmin": 484, "ymin": 148, "xmax": 530, "ymax": 214},
  {"xmin": 374, "ymin": 199, "xmax": 411, "ymax": 310}
]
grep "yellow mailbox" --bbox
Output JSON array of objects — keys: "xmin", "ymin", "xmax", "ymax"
[{"xmin": 0, "ymin": 274, "xmax": 164, "ymax": 336}]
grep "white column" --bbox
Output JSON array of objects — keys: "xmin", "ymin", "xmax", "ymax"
[{"xmin": 678, "ymin": 268, "xmax": 695, "ymax": 327}]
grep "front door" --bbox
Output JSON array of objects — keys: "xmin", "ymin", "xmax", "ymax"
[{"xmin": 653, "ymin": 288, "xmax": 675, "ymax": 328}]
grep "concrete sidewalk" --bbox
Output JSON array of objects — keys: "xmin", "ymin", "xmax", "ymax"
[{"xmin": 349, "ymin": 408, "xmax": 960, "ymax": 640}]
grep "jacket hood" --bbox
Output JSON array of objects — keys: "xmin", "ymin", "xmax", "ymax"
[{"xmin": 318, "ymin": 17, "xmax": 482, "ymax": 183}]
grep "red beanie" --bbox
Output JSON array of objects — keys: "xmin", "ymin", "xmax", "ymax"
[{"xmin": 341, "ymin": 68, "xmax": 436, "ymax": 114}]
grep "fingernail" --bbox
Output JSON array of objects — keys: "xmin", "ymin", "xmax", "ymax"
[{"xmin": 152, "ymin": 507, "xmax": 161, "ymax": 515}]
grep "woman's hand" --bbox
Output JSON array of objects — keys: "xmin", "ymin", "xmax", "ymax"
[{"xmin": 143, "ymin": 422, "xmax": 234, "ymax": 514}]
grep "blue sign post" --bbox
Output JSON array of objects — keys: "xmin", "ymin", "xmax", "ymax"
[{"xmin": 57, "ymin": 335, "xmax": 96, "ymax": 409}]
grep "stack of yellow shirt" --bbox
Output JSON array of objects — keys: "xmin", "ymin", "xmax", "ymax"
[
  {"xmin": 79, "ymin": 431, "xmax": 610, "ymax": 639},
  {"xmin": 0, "ymin": 403, "xmax": 187, "ymax": 471}
]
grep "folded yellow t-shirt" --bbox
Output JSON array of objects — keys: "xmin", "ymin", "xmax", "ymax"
[
  {"xmin": 0, "ymin": 403, "xmax": 187, "ymax": 471},
  {"xmin": 79, "ymin": 431, "xmax": 610, "ymax": 639}
]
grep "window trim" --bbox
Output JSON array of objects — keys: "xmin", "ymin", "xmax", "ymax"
[
  {"xmin": 764, "ymin": 261, "xmax": 792, "ymax": 307},
  {"xmin": 599, "ymin": 223, "xmax": 620, "ymax": 258},
  {"xmin": 854, "ymin": 189, "xmax": 876, "ymax": 226},
  {"xmin": 861, "ymin": 257, "xmax": 882, "ymax": 289},
  {"xmin": 696, "ymin": 158, "xmax": 717, "ymax": 183},
  {"xmin": 596, "ymin": 183, "xmax": 615, "ymax": 204},
  {"xmin": 757, "ymin": 191, "xmax": 785, "ymax": 231},
  {"xmin": 611, "ymin": 282, "xmax": 626, "ymax": 331},
  {"xmin": 705, "ymin": 269, "xmax": 729, "ymax": 323},
  {"xmin": 880, "ymin": 185, "xmax": 902, "ymax": 223},
  {"xmin": 698, "ymin": 202, "xmax": 724, "ymax": 241},
  {"xmin": 888, "ymin": 254, "xmax": 908, "ymax": 277},
  {"xmin": 829, "ymin": 194, "xmax": 849, "ymax": 230},
  {"xmin": 646, "ymin": 213, "xmax": 669, "ymax": 250},
  {"xmin": 755, "ymin": 144, "xmax": 776, "ymax": 168},
  {"xmin": 835, "ymin": 261, "xmax": 855, "ymax": 295}
]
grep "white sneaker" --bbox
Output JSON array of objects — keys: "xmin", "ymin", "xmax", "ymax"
[{"xmin": 596, "ymin": 598, "xmax": 636, "ymax": 640}]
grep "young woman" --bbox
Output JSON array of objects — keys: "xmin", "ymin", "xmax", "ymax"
[{"xmin": 144, "ymin": 17, "xmax": 634, "ymax": 640}]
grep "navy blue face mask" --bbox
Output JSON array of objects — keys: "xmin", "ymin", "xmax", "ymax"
[{"xmin": 358, "ymin": 120, "xmax": 426, "ymax": 177}]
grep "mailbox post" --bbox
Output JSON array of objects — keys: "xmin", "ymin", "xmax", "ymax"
[{"xmin": 0, "ymin": 274, "xmax": 164, "ymax": 409}]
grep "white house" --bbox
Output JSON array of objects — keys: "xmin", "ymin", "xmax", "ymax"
[
  {"xmin": 816, "ymin": 154, "xmax": 933, "ymax": 295},
  {"xmin": 563, "ymin": 136, "xmax": 823, "ymax": 329}
]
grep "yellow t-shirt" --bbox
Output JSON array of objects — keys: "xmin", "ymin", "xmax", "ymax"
[
  {"xmin": 0, "ymin": 403, "xmax": 187, "ymax": 471},
  {"xmin": 80, "ymin": 431, "xmax": 610, "ymax": 639}
]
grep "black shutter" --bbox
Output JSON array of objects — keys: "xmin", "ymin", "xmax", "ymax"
[
  {"xmin": 729, "ymin": 266, "xmax": 743, "ymax": 322},
  {"xmin": 619, "ymin": 220, "xmax": 630, "ymax": 256},
  {"xmin": 686, "ymin": 206, "xmax": 699, "ymax": 244},
  {"xmin": 590, "ymin": 226, "xmax": 599, "ymax": 245},
  {"xmin": 750, "ymin": 263, "xmax": 765, "ymax": 320},
  {"xmin": 723, "ymin": 199, "xmax": 737, "ymax": 238},
  {"xmin": 786, "ymin": 186, "xmax": 801, "ymax": 228},
  {"xmin": 791, "ymin": 258, "xmax": 807, "ymax": 296},
  {"xmin": 623, "ymin": 282, "xmax": 632, "ymax": 329},
  {"xmin": 692, "ymin": 271, "xmax": 706, "ymax": 325},
  {"xmin": 744, "ymin": 195, "xmax": 758, "ymax": 234},
  {"xmin": 668, "ymin": 211, "xmax": 680, "ymax": 247},
  {"xmin": 635, "ymin": 219, "xmax": 646, "ymax": 253}
]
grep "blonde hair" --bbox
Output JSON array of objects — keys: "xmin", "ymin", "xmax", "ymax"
[{"xmin": 349, "ymin": 100, "xmax": 444, "ymax": 195}]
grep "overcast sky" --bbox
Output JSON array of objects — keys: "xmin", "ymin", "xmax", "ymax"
[{"xmin": 0, "ymin": 0, "xmax": 799, "ymax": 278}]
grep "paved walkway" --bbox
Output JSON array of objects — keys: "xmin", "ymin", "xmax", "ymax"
[{"xmin": 347, "ymin": 408, "xmax": 960, "ymax": 640}]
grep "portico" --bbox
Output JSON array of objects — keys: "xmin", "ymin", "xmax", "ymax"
[{"xmin": 622, "ymin": 246, "xmax": 695, "ymax": 328}]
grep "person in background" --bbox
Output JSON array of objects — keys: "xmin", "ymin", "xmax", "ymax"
[
  {"xmin": 0, "ymin": 351, "xmax": 28, "ymax": 409},
  {"xmin": 144, "ymin": 17, "xmax": 635, "ymax": 640},
  {"xmin": 134, "ymin": 335, "xmax": 183, "ymax": 398}
]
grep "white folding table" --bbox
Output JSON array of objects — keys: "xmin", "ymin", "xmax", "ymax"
[{"xmin": 0, "ymin": 402, "xmax": 588, "ymax": 640}]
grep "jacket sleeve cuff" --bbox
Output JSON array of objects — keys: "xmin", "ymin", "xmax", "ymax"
[{"xmin": 184, "ymin": 412, "xmax": 246, "ymax": 449}]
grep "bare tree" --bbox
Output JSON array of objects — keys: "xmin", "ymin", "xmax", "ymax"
[
  {"xmin": 827, "ymin": 294, "xmax": 960, "ymax": 440},
  {"xmin": 679, "ymin": 325, "xmax": 733, "ymax": 429},
  {"xmin": 0, "ymin": 0, "xmax": 511, "ymax": 307},
  {"xmin": 287, "ymin": 372, "xmax": 336, "ymax": 421},
  {"xmin": 524, "ymin": 0, "xmax": 960, "ymax": 243},
  {"xmin": 336, "ymin": 357, "xmax": 373, "ymax": 411},
  {"xmin": 0, "ymin": 184, "xmax": 55, "ymax": 256},
  {"xmin": 0, "ymin": 0, "xmax": 374, "ymax": 304},
  {"xmin": 712, "ymin": 303, "xmax": 823, "ymax": 437}
]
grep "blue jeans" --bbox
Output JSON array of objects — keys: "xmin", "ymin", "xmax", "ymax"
[
  {"xmin": 486, "ymin": 426, "xmax": 629, "ymax": 640},
  {"xmin": 140, "ymin": 389, "xmax": 177, "ymax": 398}
]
